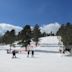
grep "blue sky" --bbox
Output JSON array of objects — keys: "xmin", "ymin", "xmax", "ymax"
[{"xmin": 0, "ymin": 0, "xmax": 72, "ymax": 26}]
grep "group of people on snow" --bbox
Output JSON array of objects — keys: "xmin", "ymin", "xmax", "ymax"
[{"xmin": 11, "ymin": 40, "xmax": 36, "ymax": 58}]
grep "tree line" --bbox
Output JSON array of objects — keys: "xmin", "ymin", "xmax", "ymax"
[
  {"xmin": 0, "ymin": 24, "xmax": 39, "ymax": 46},
  {"xmin": 0, "ymin": 24, "xmax": 54, "ymax": 49},
  {"xmin": 57, "ymin": 22, "xmax": 72, "ymax": 49}
]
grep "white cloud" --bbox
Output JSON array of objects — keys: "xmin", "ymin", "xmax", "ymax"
[
  {"xmin": 0, "ymin": 22, "xmax": 61, "ymax": 36},
  {"xmin": 0, "ymin": 23, "xmax": 23, "ymax": 35},
  {"xmin": 40, "ymin": 22, "xmax": 61, "ymax": 34}
]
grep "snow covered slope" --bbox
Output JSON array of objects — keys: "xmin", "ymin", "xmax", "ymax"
[
  {"xmin": 39, "ymin": 36, "xmax": 59, "ymax": 44},
  {"xmin": 35, "ymin": 36, "xmax": 61, "ymax": 52},
  {"xmin": 0, "ymin": 36, "xmax": 72, "ymax": 72}
]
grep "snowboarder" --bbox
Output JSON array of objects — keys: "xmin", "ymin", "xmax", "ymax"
[{"xmin": 12, "ymin": 50, "xmax": 16, "ymax": 58}]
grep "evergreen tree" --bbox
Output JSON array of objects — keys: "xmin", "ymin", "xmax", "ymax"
[
  {"xmin": 9, "ymin": 29, "xmax": 16, "ymax": 44},
  {"xmin": 57, "ymin": 22, "xmax": 72, "ymax": 49},
  {"xmin": 17, "ymin": 32, "xmax": 21, "ymax": 41},
  {"xmin": 3, "ymin": 30, "xmax": 10, "ymax": 44},
  {"xmin": 32, "ymin": 24, "xmax": 41, "ymax": 46},
  {"xmin": 1, "ymin": 29, "xmax": 16, "ymax": 50},
  {"xmin": 42, "ymin": 32, "xmax": 47, "ymax": 37},
  {"xmin": 21, "ymin": 25, "xmax": 32, "ymax": 50}
]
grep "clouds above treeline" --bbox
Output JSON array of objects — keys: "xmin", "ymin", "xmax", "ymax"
[
  {"xmin": 0, "ymin": 23, "xmax": 22, "ymax": 35},
  {"xmin": 40, "ymin": 22, "xmax": 61, "ymax": 34},
  {"xmin": 0, "ymin": 22, "xmax": 61, "ymax": 36}
]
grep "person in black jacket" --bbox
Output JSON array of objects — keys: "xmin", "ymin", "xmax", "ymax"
[{"xmin": 12, "ymin": 50, "xmax": 16, "ymax": 58}]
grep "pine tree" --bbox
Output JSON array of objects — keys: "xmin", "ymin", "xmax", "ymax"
[
  {"xmin": 2, "ymin": 30, "xmax": 10, "ymax": 44},
  {"xmin": 32, "ymin": 24, "xmax": 41, "ymax": 46},
  {"xmin": 21, "ymin": 25, "xmax": 32, "ymax": 50},
  {"xmin": 9, "ymin": 29, "xmax": 16, "ymax": 44},
  {"xmin": 57, "ymin": 22, "xmax": 72, "ymax": 49},
  {"xmin": 2, "ymin": 29, "xmax": 16, "ymax": 50}
]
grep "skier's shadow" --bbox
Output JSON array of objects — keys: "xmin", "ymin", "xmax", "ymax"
[
  {"xmin": 35, "ymin": 50, "xmax": 59, "ymax": 54},
  {"xmin": 65, "ymin": 54, "xmax": 72, "ymax": 57},
  {"xmin": 12, "ymin": 57, "xmax": 21, "ymax": 59}
]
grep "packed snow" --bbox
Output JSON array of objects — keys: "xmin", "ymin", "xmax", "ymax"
[{"xmin": 0, "ymin": 36, "xmax": 72, "ymax": 72}]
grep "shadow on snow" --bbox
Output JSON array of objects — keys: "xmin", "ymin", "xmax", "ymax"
[{"xmin": 35, "ymin": 50, "xmax": 59, "ymax": 54}]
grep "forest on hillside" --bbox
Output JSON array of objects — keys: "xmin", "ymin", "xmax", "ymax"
[
  {"xmin": 0, "ymin": 23, "xmax": 72, "ymax": 50},
  {"xmin": 0, "ymin": 24, "xmax": 54, "ymax": 49},
  {"xmin": 57, "ymin": 22, "xmax": 72, "ymax": 49}
]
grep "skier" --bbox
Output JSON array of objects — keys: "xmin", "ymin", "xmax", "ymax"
[
  {"xmin": 31, "ymin": 47, "xmax": 34, "ymax": 57},
  {"xmin": 27, "ymin": 44, "xmax": 30, "ymax": 57},
  {"xmin": 12, "ymin": 50, "xmax": 16, "ymax": 58},
  {"xmin": 27, "ymin": 40, "xmax": 36, "ymax": 57}
]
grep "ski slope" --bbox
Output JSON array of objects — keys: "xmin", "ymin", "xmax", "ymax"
[
  {"xmin": 0, "ymin": 36, "xmax": 72, "ymax": 72},
  {"xmin": 35, "ymin": 36, "xmax": 60, "ymax": 52}
]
